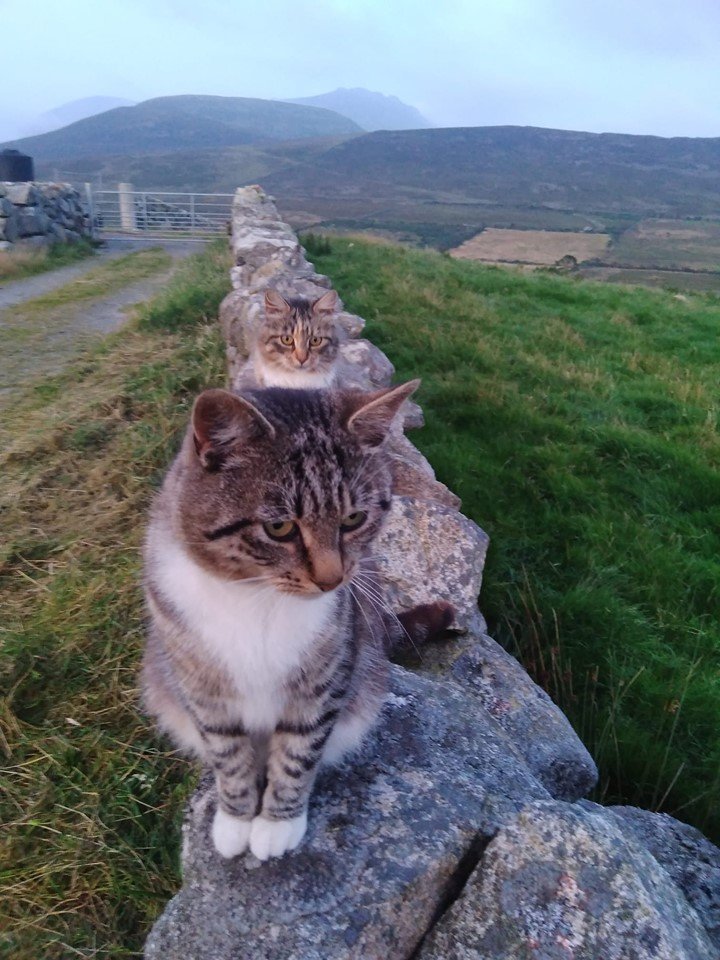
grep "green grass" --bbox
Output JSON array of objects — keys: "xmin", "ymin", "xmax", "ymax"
[
  {"xmin": 0, "ymin": 241, "xmax": 231, "ymax": 957},
  {"xmin": 304, "ymin": 234, "xmax": 720, "ymax": 840},
  {"xmin": 0, "ymin": 239, "xmax": 97, "ymax": 281}
]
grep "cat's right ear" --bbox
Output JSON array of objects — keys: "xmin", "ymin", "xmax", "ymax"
[
  {"xmin": 264, "ymin": 289, "xmax": 289, "ymax": 316},
  {"xmin": 345, "ymin": 379, "xmax": 420, "ymax": 448},
  {"xmin": 191, "ymin": 389, "xmax": 275, "ymax": 469}
]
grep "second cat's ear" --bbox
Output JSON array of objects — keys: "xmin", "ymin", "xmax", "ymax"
[
  {"xmin": 192, "ymin": 389, "xmax": 275, "ymax": 469},
  {"xmin": 345, "ymin": 380, "xmax": 420, "ymax": 448},
  {"xmin": 264, "ymin": 289, "xmax": 290, "ymax": 316},
  {"xmin": 312, "ymin": 289, "xmax": 338, "ymax": 315}
]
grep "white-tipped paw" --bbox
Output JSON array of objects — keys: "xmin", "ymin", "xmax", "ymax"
[
  {"xmin": 249, "ymin": 812, "xmax": 308, "ymax": 861},
  {"xmin": 212, "ymin": 807, "xmax": 252, "ymax": 859}
]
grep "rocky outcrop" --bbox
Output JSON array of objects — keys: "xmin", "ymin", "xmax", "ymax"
[
  {"xmin": 144, "ymin": 185, "xmax": 720, "ymax": 959},
  {"xmin": 418, "ymin": 801, "xmax": 717, "ymax": 960},
  {"xmin": 0, "ymin": 181, "xmax": 91, "ymax": 251}
]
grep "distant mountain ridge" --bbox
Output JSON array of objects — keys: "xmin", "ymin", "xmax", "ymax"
[
  {"xmin": 264, "ymin": 125, "xmax": 720, "ymax": 217},
  {"xmin": 1, "ymin": 95, "xmax": 362, "ymax": 161},
  {"xmin": 24, "ymin": 97, "xmax": 137, "ymax": 137},
  {"xmin": 284, "ymin": 88, "xmax": 431, "ymax": 131}
]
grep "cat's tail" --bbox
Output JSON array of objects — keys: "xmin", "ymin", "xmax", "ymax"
[{"xmin": 389, "ymin": 600, "xmax": 455, "ymax": 655}]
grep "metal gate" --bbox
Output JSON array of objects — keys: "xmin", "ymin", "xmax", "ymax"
[{"xmin": 88, "ymin": 184, "xmax": 234, "ymax": 240}]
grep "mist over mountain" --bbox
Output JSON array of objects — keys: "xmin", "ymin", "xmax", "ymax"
[
  {"xmin": 22, "ymin": 97, "xmax": 137, "ymax": 137},
  {"xmin": 1, "ymin": 95, "xmax": 362, "ymax": 161},
  {"xmin": 284, "ymin": 88, "xmax": 431, "ymax": 131}
]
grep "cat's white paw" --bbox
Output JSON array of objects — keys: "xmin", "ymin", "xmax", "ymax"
[
  {"xmin": 249, "ymin": 812, "xmax": 308, "ymax": 861},
  {"xmin": 212, "ymin": 807, "xmax": 252, "ymax": 859}
]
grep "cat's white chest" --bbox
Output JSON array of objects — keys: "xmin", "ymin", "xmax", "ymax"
[
  {"xmin": 155, "ymin": 542, "xmax": 335, "ymax": 730},
  {"xmin": 254, "ymin": 355, "xmax": 337, "ymax": 389}
]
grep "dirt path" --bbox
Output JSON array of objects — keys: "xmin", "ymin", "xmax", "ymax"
[
  {"xmin": 0, "ymin": 238, "xmax": 206, "ymax": 312},
  {"xmin": 0, "ymin": 239, "xmax": 207, "ymax": 404}
]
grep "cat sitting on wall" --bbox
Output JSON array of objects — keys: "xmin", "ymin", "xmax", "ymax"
[
  {"xmin": 142, "ymin": 383, "xmax": 452, "ymax": 862},
  {"xmin": 246, "ymin": 289, "xmax": 343, "ymax": 389}
]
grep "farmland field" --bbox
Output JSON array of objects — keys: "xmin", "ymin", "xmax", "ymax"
[{"xmin": 449, "ymin": 228, "xmax": 610, "ymax": 265}]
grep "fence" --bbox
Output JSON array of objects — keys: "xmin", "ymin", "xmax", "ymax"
[{"xmin": 89, "ymin": 184, "xmax": 234, "ymax": 239}]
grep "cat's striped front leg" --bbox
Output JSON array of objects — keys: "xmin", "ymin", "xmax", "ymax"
[
  {"xmin": 249, "ymin": 706, "xmax": 339, "ymax": 860},
  {"xmin": 199, "ymin": 719, "xmax": 258, "ymax": 858}
]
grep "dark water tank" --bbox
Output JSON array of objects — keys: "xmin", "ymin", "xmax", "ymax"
[{"xmin": 0, "ymin": 149, "xmax": 34, "ymax": 182}]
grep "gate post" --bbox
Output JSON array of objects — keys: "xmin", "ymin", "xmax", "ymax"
[
  {"xmin": 84, "ymin": 182, "xmax": 96, "ymax": 240},
  {"xmin": 118, "ymin": 182, "xmax": 137, "ymax": 232}
]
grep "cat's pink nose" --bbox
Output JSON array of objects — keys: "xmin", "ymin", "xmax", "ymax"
[{"xmin": 314, "ymin": 574, "xmax": 343, "ymax": 592}]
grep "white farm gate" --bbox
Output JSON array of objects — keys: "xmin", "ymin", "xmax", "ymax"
[{"xmin": 88, "ymin": 183, "xmax": 233, "ymax": 240}]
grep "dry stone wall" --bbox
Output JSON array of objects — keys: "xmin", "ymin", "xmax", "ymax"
[
  {"xmin": 0, "ymin": 181, "xmax": 91, "ymax": 251},
  {"xmin": 145, "ymin": 185, "xmax": 720, "ymax": 960}
]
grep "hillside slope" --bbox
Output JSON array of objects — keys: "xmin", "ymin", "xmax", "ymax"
[
  {"xmin": 1, "ymin": 95, "xmax": 362, "ymax": 161},
  {"xmin": 266, "ymin": 125, "xmax": 720, "ymax": 217}
]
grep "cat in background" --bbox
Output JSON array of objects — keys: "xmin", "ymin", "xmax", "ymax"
[
  {"xmin": 246, "ymin": 288, "xmax": 342, "ymax": 388},
  {"xmin": 142, "ymin": 382, "xmax": 452, "ymax": 862}
]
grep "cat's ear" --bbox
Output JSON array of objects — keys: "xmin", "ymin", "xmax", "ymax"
[
  {"xmin": 264, "ymin": 289, "xmax": 290, "ymax": 316},
  {"xmin": 345, "ymin": 379, "xmax": 420, "ymax": 448},
  {"xmin": 312, "ymin": 289, "xmax": 338, "ymax": 315},
  {"xmin": 192, "ymin": 389, "xmax": 275, "ymax": 469}
]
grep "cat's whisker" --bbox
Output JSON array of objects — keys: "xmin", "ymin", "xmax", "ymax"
[{"xmin": 352, "ymin": 574, "xmax": 422, "ymax": 660}]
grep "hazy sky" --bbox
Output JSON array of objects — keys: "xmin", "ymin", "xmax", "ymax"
[{"xmin": 1, "ymin": 0, "xmax": 719, "ymax": 141}]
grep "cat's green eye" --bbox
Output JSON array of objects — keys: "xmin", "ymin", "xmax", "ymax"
[
  {"xmin": 263, "ymin": 520, "xmax": 298, "ymax": 541},
  {"xmin": 279, "ymin": 335, "xmax": 294, "ymax": 347},
  {"xmin": 310, "ymin": 336, "xmax": 324, "ymax": 347},
  {"xmin": 340, "ymin": 511, "xmax": 367, "ymax": 532}
]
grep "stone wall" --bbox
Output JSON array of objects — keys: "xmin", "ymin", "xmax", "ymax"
[
  {"xmin": 145, "ymin": 185, "xmax": 720, "ymax": 960},
  {"xmin": 0, "ymin": 181, "xmax": 92, "ymax": 251}
]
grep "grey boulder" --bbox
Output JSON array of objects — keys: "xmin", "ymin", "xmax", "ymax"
[
  {"xmin": 418, "ymin": 800, "xmax": 718, "ymax": 960},
  {"xmin": 144, "ymin": 667, "xmax": 548, "ymax": 960}
]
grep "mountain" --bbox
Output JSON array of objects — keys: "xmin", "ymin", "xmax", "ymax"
[
  {"xmin": 284, "ymin": 88, "xmax": 431, "ymax": 131},
  {"xmin": 264, "ymin": 125, "xmax": 720, "ymax": 218},
  {"xmin": 24, "ymin": 97, "xmax": 137, "ymax": 137},
  {"xmin": 1, "ymin": 95, "xmax": 362, "ymax": 162}
]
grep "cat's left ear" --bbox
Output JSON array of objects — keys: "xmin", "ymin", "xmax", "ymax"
[
  {"xmin": 345, "ymin": 379, "xmax": 420, "ymax": 448},
  {"xmin": 312, "ymin": 290, "xmax": 338, "ymax": 315},
  {"xmin": 192, "ymin": 389, "xmax": 275, "ymax": 469}
]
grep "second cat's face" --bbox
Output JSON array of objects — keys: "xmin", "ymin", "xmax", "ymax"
[{"xmin": 256, "ymin": 290, "xmax": 341, "ymax": 378}]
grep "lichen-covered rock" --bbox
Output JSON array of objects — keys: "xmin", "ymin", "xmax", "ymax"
[
  {"xmin": 374, "ymin": 496, "xmax": 488, "ymax": 632},
  {"xmin": 451, "ymin": 631, "xmax": 597, "ymax": 801},
  {"xmin": 418, "ymin": 800, "xmax": 719, "ymax": 960},
  {"xmin": 144, "ymin": 667, "xmax": 548, "ymax": 960},
  {"xmin": 600, "ymin": 804, "xmax": 720, "ymax": 950}
]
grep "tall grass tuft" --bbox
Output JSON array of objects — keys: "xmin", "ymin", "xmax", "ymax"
[{"xmin": 0, "ymin": 239, "xmax": 96, "ymax": 281}]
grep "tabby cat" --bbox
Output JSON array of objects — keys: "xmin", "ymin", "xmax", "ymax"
[
  {"xmin": 248, "ymin": 288, "xmax": 341, "ymax": 388},
  {"xmin": 142, "ymin": 383, "xmax": 451, "ymax": 861}
]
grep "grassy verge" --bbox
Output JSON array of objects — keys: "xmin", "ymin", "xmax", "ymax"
[
  {"xmin": 0, "ymin": 240, "xmax": 231, "ymax": 957},
  {"xmin": 0, "ymin": 240, "xmax": 97, "ymax": 281},
  {"xmin": 305, "ymin": 235, "xmax": 720, "ymax": 840}
]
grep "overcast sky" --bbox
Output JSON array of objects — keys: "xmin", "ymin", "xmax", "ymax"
[{"xmin": 1, "ymin": 0, "xmax": 719, "ymax": 141}]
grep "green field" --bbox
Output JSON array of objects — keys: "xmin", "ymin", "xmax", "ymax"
[{"xmin": 306, "ymin": 236, "xmax": 720, "ymax": 839}]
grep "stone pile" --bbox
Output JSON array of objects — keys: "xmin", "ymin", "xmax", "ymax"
[
  {"xmin": 145, "ymin": 185, "xmax": 720, "ymax": 960},
  {"xmin": 0, "ymin": 181, "xmax": 92, "ymax": 251}
]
